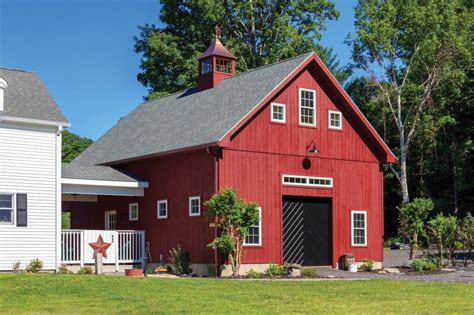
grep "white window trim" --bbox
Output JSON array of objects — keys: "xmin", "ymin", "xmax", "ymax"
[
  {"xmin": 328, "ymin": 110, "xmax": 342, "ymax": 130},
  {"xmin": 282, "ymin": 174, "xmax": 333, "ymax": 188},
  {"xmin": 351, "ymin": 210, "xmax": 367, "ymax": 247},
  {"xmin": 0, "ymin": 193, "xmax": 15, "ymax": 226},
  {"xmin": 189, "ymin": 196, "xmax": 201, "ymax": 217},
  {"xmin": 298, "ymin": 87, "xmax": 316, "ymax": 127},
  {"xmin": 157, "ymin": 199, "xmax": 168, "ymax": 219},
  {"xmin": 270, "ymin": 102, "xmax": 286, "ymax": 123},
  {"xmin": 243, "ymin": 207, "xmax": 262, "ymax": 246},
  {"xmin": 129, "ymin": 203, "xmax": 139, "ymax": 221}
]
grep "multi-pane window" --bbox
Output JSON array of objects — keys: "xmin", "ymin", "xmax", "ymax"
[
  {"xmin": 129, "ymin": 203, "xmax": 139, "ymax": 221},
  {"xmin": 282, "ymin": 175, "xmax": 333, "ymax": 188},
  {"xmin": 271, "ymin": 103, "xmax": 286, "ymax": 123},
  {"xmin": 0, "ymin": 194, "xmax": 13, "ymax": 224},
  {"xmin": 189, "ymin": 196, "xmax": 201, "ymax": 216},
  {"xmin": 245, "ymin": 207, "xmax": 261, "ymax": 246},
  {"xmin": 299, "ymin": 88, "xmax": 316, "ymax": 126},
  {"xmin": 157, "ymin": 200, "xmax": 168, "ymax": 219},
  {"xmin": 215, "ymin": 58, "xmax": 232, "ymax": 73},
  {"xmin": 201, "ymin": 59, "xmax": 212, "ymax": 74},
  {"xmin": 328, "ymin": 110, "xmax": 342, "ymax": 129},
  {"xmin": 351, "ymin": 211, "xmax": 367, "ymax": 246}
]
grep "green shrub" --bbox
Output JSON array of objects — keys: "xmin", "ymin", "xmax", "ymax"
[
  {"xmin": 411, "ymin": 257, "xmax": 437, "ymax": 271},
  {"xmin": 412, "ymin": 259, "xmax": 425, "ymax": 272},
  {"xmin": 169, "ymin": 245, "xmax": 191, "ymax": 275},
  {"xmin": 58, "ymin": 265, "xmax": 72, "ymax": 274},
  {"xmin": 423, "ymin": 259, "xmax": 437, "ymax": 271},
  {"xmin": 145, "ymin": 267, "xmax": 155, "ymax": 275},
  {"xmin": 302, "ymin": 268, "xmax": 319, "ymax": 278},
  {"xmin": 78, "ymin": 266, "xmax": 93, "ymax": 275},
  {"xmin": 359, "ymin": 259, "xmax": 375, "ymax": 271},
  {"xmin": 247, "ymin": 269, "xmax": 263, "ymax": 278},
  {"xmin": 265, "ymin": 263, "xmax": 289, "ymax": 277},
  {"xmin": 12, "ymin": 261, "xmax": 21, "ymax": 274},
  {"xmin": 26, "ymin": 259, "xmax": 43, "ymax": 273},
  {"xmin": 207, "ymin": 265, "xmax": 218, "ymax": 277}
]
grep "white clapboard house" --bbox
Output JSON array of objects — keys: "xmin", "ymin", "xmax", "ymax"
[
  {"xmin": 0, "ymin": 68, "xmax": 148, "ymax": 272},
  {"xmin": 0, "ymin": 68, "xmax": 69, "ymax": 270}
]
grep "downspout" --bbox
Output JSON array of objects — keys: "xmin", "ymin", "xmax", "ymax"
[{"xmin": 207, "ymin": 146, "xmax": 220, "ymax": 275}]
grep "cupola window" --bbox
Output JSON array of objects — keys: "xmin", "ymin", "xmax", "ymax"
[
  {"xmin": 216, "ymin": 58, "xmax": 232, "ymax": 73},
  {"xmin": 201, "ymin": 59, "xmax": 213, "ymax": 75}
]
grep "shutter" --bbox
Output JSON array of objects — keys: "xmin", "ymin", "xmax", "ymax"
[{"xmin": 16, "ymin": 194, "xmax": 27, "ymax": 227}]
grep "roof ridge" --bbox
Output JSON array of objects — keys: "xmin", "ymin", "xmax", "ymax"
[
  {"xmin": 228, "ymin": 52, "xmax": 313, "ymax": 80},
  {"xmin": 141, "ymin": 52, "xmax": 313, "ymax": 104},
  {"xmin": 0, "ymin": 66, "xmax": 33, "ymax": 73}
]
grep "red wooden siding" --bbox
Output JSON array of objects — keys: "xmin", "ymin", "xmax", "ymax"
[
  {"xmin": 69, "ymin": 150, "xmax": 216, "ymax": 264},
  {"xmin": 219, "ymin": 67, "xmax": 384, "ymax": 265}
]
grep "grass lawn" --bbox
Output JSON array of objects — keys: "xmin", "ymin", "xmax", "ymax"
[{"xmin": 0, "ymin": 274, "xmax": 472, "ymax": 313}]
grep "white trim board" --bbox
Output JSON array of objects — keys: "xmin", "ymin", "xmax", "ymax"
[{"xmin": 61, "ymin": 178, "xmax": 149, "ymax": 188}]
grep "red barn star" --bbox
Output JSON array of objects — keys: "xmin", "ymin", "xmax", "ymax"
[{"xmin": 89, "ymin": 234, "xmax": 111, "ymax": 259}]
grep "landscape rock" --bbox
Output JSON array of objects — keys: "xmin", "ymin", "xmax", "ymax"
[
  {"xmin": 377, "ymin": 270, "xmax": 388, "ymax": 274},
  {"xmin": 290, "ymin": 268, "xmax": 301, "ymax": 277},
  {"xmin": 384, "ymin": 268, "xmax": 401, "ymax": 274}
]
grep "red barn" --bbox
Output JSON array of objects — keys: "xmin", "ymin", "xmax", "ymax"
[{"xmin": 64, "ymin": 35, "xmax": 395, "ymax": 274}]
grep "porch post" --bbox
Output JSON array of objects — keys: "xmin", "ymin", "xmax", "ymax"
[
  {"xmin": 80, "ymin": 230, "xmax": 85, "ymax": 267},
  {"xmin": 115, "ymin": 232, "xmax": 119, "ymax": 272},
  {"xmin": 141, "ymin": 231, "xmax": 146, "ymax": 270}
]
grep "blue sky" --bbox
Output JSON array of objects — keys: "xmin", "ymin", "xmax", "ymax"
[{"xmin": 1, "ymin": 0, "xmax": 357, "ymax": 140}]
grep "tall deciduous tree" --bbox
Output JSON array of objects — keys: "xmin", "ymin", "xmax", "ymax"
[
  {"xmin": 347, "ymin": 0, "xmax": 472, "ymax": 204},
  {"xmin": 62, "ymin": 130, "xmax": 93, "ymax": 163},
  {"xmin": 135, "ymin": 0, "xmax": 347, "ymax": 99}
]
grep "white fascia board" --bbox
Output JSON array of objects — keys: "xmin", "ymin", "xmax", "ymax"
[
  {"xmin": 61, "ymin": 178, "xmax": 149, "ymax": 188},
  {"xmin": 62, "ymin": 184, "xmax": 145, "ymax": 197},
  {"xmin": 0, "ymin": 115, "xmax": 71, "ymax": 127}
]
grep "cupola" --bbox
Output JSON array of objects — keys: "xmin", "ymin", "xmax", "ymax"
[{"xmin": 198, "ymin": 25, "xmax": 236, "ymax": 91}]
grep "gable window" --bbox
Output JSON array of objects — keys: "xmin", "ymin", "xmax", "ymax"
[
  {"xmin": 0, "ymin": 194, "xmax": 13, "ymax": 224},
  {"xmin": 244, "ymin": 207, "xmax": 262, "ymax": 246},
  {"xmin": 271, "ymin": 103, "xmax": 286, "ymax": 123},
  {"xmin": 216, "ymin": 58, "xmax": 232, "ymax": 73},
  {"xmin": 351, "ymin": 210, "xmax": 367, "ymax": 246},
  {"xmin": 328, "ymin": 110, "xmax": 342, "ymax": 130},
  {"xmin": 189, "ymin": 196, "xmax": 201, "ymax": 216},
  {"xmin": 129, "ymin": 203, "xmax": 139, "ymax": 221},
  {"xmin": 157, "ymin": 200, "xmax": 168, "ymax": 219},
  {"xmin": 201, "ymin": 59, "xmax": 212, "ymax": 74},
  {"xmin": 299, "ymin": 88, "xmax": 316, "ymax": 126}
]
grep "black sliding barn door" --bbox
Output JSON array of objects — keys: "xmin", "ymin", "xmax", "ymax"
[{"xmin": 282, "ymin": 197, "xmax": 331, "ymax": 266}]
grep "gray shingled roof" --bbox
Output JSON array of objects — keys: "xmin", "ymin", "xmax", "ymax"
[
  {"xmin": 62, "ymin": 163, "xmax": 145, "ymax": 182},
  {"xmin": 74, "ymin": 52, "xmax": 312, "ymax": 165},
  {"xmin": 0, "ymin": 68, "xmax": 68, "ymax": 124}
]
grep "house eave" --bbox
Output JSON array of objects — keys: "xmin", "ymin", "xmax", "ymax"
[{"xmin": 0, "ymin": 114, "xmax": 70, "ymax": 127}]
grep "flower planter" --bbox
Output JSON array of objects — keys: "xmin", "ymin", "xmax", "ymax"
[{"xmin": 125, "ymin": 269, "xmax": 144, "ymax": 277}]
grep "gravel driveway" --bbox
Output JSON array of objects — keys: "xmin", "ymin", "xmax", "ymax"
[{"xmin": 317, "ymin": 249, "xmax": 474, "ymax": 283}]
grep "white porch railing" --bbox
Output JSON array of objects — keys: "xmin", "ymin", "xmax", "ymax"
[{"xmin": 61, "ymin": 230, "xmax": 145, "ymax": 271}]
